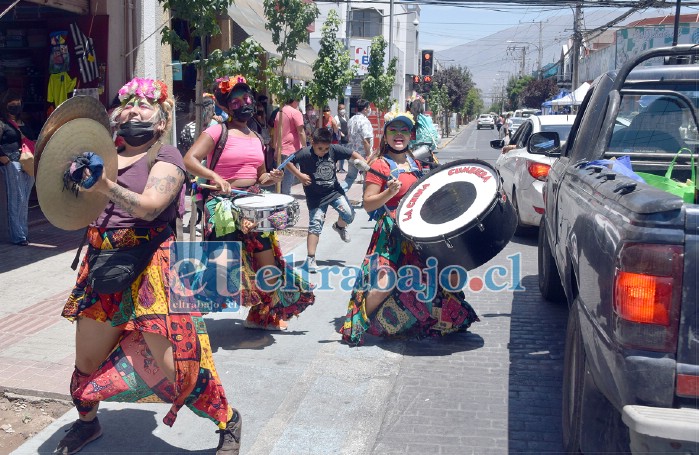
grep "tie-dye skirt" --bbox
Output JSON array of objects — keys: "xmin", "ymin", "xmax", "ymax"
[
  {"xmin": 340, "ymin": 213, "xmax": 480, "ymax": 346},
  {"xmin": 63, "ymin": 226, "xmax": 232, "ymax": 428}
]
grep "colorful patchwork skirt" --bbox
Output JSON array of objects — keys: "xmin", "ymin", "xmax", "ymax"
[
  {"xmin": 63, "ymin": 226, "xmax": 232, "ymax": 428},
  {"xmin": 340, "ymin": 214, "xmax": 480, "ymax": 346},
  {"xmin": 201, "ymin": 189, "xmax": 315, "ymax": 326}
]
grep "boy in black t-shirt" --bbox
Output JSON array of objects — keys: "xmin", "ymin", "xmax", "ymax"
[{"xmin": 287, "ymin": 128, "xmax": 365, "ymax": 272}]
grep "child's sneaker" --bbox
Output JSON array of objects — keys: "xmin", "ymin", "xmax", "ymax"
[
  {"xmin": 307, "ymin": 256, "xmax": 317, "ymax": 273},
  {"xmin": 332, "ymin": 222, "xmax": 351, "ymax": 243}
]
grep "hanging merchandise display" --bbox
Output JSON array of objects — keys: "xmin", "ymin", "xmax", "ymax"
[
  {"xmin": 48, "ymin": 72, "xmax": 77, "ymax": 106},
  {"xmin": 49, "ymin": 31, "xmax": 70, "ymax": 74},
  {"xmin": 70, "ymin": 22, "xmax": 98, "ymax": 83}
]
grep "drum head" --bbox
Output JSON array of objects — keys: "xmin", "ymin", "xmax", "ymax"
[
  {"xmin": 397, "ymin": 159, "xmax": 500, "ymax": 240},
  {"xmin": 233, "ymin": 194, "xmax": 294, "ymax": 209}
]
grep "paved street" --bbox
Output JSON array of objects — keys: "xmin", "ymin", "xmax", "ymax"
[{"xmin": 7, "ymin": 121, "xmax": 569, "ymax": 454}]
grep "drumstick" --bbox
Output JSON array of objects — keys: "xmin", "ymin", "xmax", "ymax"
[
  {"xmin": 198, "ymin": 183, "xmax": 257, "ymax": 197},
  {"xmin": 277, "ymin": 154, "xmax": 296, "ymax": 170},
  {"xmin": 353, "ymin": 159, "xmax": 389, "ymax": 181}
]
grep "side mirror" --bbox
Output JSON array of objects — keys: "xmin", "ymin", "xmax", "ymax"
[
  {"xmin": 528, "ymin": 132, "xmax": 560, "ymax": 156},
  {"xmin": 490, "ymin": 139, "xmax": 505, "ymax": 150}
]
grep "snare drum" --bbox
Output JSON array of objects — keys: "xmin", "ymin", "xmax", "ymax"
[
  {"xmin": 396, "ymin": 159, "xmax": 516, "ymax": 271},
  {"xmin": 233, "ymin": 194, "xmax": 300, "ymax": 232}
]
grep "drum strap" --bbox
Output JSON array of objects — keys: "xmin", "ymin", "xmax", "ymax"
[{"xmin": 367, "ymin": 157, "xmax": 422, "ymax": 221}]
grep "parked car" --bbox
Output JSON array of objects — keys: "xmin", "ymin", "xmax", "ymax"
[
  {"xmin": 513, "ymin": 108, "xmax": 539, "ymax": 118},
  {"xmin": 490, "ymin": 115, "xmax": 574, "ymax": 232},
  {"xmin": 538, "ymin": 45, "xmax": 699, "ymax": 454},
  {"xmin": 508, "ymin": 116, "xmax": 527, "ymax": 135},
  {"xmin": 476, "ymin": 114, "xmax": 495, "ymax": 129}
]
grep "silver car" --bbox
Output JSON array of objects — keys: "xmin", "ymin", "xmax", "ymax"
[{"xmin": 492, "ymin": 115, "xmax": 576, "ymax": 231}]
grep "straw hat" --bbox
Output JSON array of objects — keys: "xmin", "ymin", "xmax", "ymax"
[
  {"xmin": 34, "ymin": 95, "xmax": 110, "ymax": 174},
  {"xmin": 36, "ymin": 118, "xmax": 117, "ymax": 230}
]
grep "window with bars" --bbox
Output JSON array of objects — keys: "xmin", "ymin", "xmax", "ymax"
[{"xmin": 350, "ymin": 9, "xmax": 383, "ymax": 38}]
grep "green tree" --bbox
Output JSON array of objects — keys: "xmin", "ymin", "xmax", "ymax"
[
  {"xmin": 307, "ymin": 10, "xmax": 356, "ymax": 110},
  {"xmin": 432, "ymin": 65, "xmax": 474, "ymax": 115},
  {"xmin": 463, "ymin": 87, "xmax": 483, "ymax": 123},
  {"xmin": 263, "ymin": 0, "xmax": 319, "ymax": 103},
  {"xmin": 520, "ymin": 78, "xmax": 558, "ymax": 109},
  {"xmin": 158, "ymin": 0, "xmax": 234, "ymax": 240},
  {"xmin": 506, "ymin": 75, "xmax": 534, "ymax": 110},
  {"xmin": 205, "ymin": 38, "xmax": 270, "ymax": 91},
  {"xmin": 429, "ymin": 84, "xmax": 450, "ymax": 137},
  {"xmin": 264, "ymin": 0, "xmax": 318, "ymax": 191},
  {"xmin": 361, "ymin": 36, "xmax": 397, "ymax": 112}
]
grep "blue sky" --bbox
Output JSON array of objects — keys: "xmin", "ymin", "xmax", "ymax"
[
  {"xmin": 418, "ymin": 3, "xmax": 699, "ymax": 52},
  {"xmin": 418, "ymin": 3, "xmax": 572, "ymax": 51}
]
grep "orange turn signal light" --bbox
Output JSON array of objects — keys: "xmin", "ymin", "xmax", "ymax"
[{"xmin": 614, "ymin": 271, "xmax": 672, "ymax": 326}]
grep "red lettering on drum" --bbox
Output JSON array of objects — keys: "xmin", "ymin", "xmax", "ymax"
[
  {"xmin": 402, "ymin": 209, "xmax": 413, "ymax": 222},
  {"xmin": 447, "ymin": 166, "xmax": 492, "ymax": 183},
  {"xmin": 406, "ymin": 183, "xmax": 431, "ymax": 209}
]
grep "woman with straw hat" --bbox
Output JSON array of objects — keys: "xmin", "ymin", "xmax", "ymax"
[{"xmin": 55, "ymin": 78, "xmax": 241, "ymax": 455}]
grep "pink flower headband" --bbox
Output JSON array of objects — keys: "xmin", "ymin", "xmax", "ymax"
[{"xmin": 118, "ymin": 78, "xmax": 169, "ymax": 104}]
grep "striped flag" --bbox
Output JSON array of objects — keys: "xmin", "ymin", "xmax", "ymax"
[{"xmin": 70, "ymin": 23, "xmax": 98, "ymax": 83}]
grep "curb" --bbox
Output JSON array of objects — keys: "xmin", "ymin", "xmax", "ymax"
[{"xmin": 2, "ymin": 387, "xmax": 71, "ymax": 402}]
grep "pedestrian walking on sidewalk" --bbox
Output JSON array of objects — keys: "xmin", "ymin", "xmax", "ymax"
[
  {"xmin": 285, "ymin": 128, "xmax": 365, "ymax": 273},
  {"xmin": 342, "ymin": 99, "xmax": 373, "ymax": 191},
  {"xmin": 57, "ymin": 78, "xmax": 242, "ymax": 455},
  {"xmin": 276, "ymin": 98, "xmax": 306, "ymax": 195},
  {"xmin": 184, "ymin": 75, "xmax": 315, "ymax": 331},
  {"xmin": 339, "ymin": 111, "xmax": 479, "ymax": 346},
  {"xmin": 0, "ymin": 91, "xmax": 36, "ymax": 246},
  {"xmin": 334, "ymin": 103, "xmax": 349, "ymax": 172}
]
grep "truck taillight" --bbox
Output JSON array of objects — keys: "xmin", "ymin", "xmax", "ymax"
[
  {"xmin": 527, "ymin": 161, "xmax": 551, "ymax": 181},
  {"xmin": 613, "ymin": 244, "xmax": 683, "ymax": 352}
]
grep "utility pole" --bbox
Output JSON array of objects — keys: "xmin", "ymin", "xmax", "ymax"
[
  {"xmin": 388, "ymin": 0, "xmax": 394, "ymax": 62},
  {"xmin": 571, "ymin": 2, "xmax": 582, "ymax": 90},
  {"xmin": 672, "ymin": 0, "xmax": 682, "ymax": 46},
  {"xmin": 538, "ymin": 21, "xmax": 543, "ymax": 79},
  {"xmin": 521, "ymin": 47, "xmax": 527, "ymax": 77}
]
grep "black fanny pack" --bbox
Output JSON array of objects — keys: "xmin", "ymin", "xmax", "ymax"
[{"xmin": 86, "ymin": 227, "xmax": 172, "ymax": 294}]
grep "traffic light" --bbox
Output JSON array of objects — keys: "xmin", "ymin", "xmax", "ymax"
[
  {"xmin": 412, "ymin": 74, "xmax": 422, "ymax": 90},
  {"xmin": 423, "ymin": 75, "xmax": 433, "ymax": 92},
  {"xmin": 421, "ymin": 50, "xmax": 434, "ymax": 76}
]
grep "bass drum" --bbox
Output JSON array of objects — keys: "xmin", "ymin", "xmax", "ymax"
[{"xmin": 396, "ymin": 159, "xmax": 516, "ymax": 271}]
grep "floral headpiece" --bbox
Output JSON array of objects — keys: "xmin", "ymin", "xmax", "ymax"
[
  {"xmin": 384, "ymin": 110, "xmax": 415, "ymax": 126},
  {"xmin": 216, "ymin": 75, "xmax": 249, "ymax": 94},
  {"xmin": 117, "ymin": 78, "xmax": 168, "ymax": 105}
]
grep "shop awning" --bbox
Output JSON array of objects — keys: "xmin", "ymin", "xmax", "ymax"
[
  {"xmin": 24, "ymin": 0, "xmax": 88, "ymax": 14},
  {"xmin": 227, "ymin": 0, "xmax": 316, "ymax": 81}
]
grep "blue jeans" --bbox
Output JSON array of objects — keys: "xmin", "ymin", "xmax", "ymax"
[
  {"xmin": 1, "ymin": 162, "xmax": 34, "ymax": 243},
  {"xmin": 308, "ymin": 195, "xmax": 355, "ymax": 235},
  {"xmin": 281, "ymin": 155, "xmax": 297, "ymax": 195}
]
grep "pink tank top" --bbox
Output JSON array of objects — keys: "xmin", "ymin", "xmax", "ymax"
[{"xmin": 205, "ymin": 124, "xmax": 264, "ymax": 180}]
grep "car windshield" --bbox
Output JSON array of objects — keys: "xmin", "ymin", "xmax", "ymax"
[
  {"xmin": 542, "ymin": 125, "xmax": 573, "ymax": 144},
  {"xmin": 511, "ymin": 118, "xmax": 525, "ymax": 126}
]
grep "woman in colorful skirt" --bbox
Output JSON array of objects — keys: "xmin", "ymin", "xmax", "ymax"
[
  {"xmin": 58, "ymin": 78, "xmax": 241, "ymax": 455},
  {"xmin": 184, "ymin": 75, "xmax": 315, "ymax": 331},
  {"xmin": 340, "ymin": 112, "xmax": 480, "ymax": 346}
]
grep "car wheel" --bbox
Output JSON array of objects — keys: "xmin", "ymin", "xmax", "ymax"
[
  {"xmin": 512, "ymin": 189, "xmax": 534, "ymax": 236},
  {"xmin": 562, "ymin": 302, "xmax": 585, "ymax": 453},
  {"xmin": 538, "ymin": 217, "xmax": 566, "ymax": 302}
]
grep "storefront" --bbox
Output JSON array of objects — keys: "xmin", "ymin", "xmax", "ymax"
[{"xmin": 0, "ymin": 1, "xmax": 109, "ymax": 132}]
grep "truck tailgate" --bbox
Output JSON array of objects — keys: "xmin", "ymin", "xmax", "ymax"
[{"xmin": 677, "ymin": 205, "xmax": 699, "ymax": 396}]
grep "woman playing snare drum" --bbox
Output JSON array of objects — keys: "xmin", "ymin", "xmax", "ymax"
[
  {"xmin": 339, "ymin": 112, "xmax": 479, "ymax": 346},
  {"xmin": 184, "ymin": 75, "xmax": 315, "ymax": 331}
]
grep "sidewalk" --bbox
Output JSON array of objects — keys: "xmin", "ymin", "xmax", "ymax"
[
  {"xmin": 436, "ymin": 124, "xmax": 465, "ymax": 150},
  {"xmin": 0, "ymin": 178, "xmax": 364, "ymax": 400}
]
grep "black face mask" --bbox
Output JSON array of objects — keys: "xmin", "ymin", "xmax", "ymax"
[
  {"xmin": 6, "ymin": 105, "xmax": 21, "ymax": 116},
  {"xmin": 117, "ymin": 121, "xmax": 156, "ymax": 147},
  {"xmin": 232, "ymin": 104, "xmax": 254, "ymax": 122}
]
